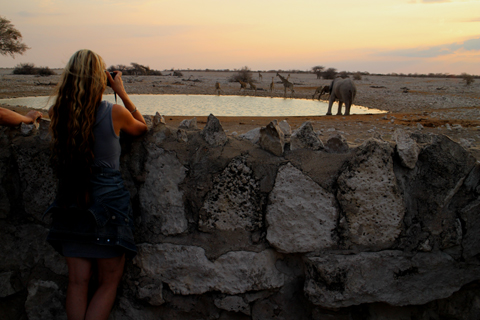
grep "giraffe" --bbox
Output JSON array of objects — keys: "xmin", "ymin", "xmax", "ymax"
[
  {"xmin": 248, "ymin": 80, "xmax": 257, "ymax": 96},
  {"xmin": 238, "ymin": 80, "xmax": 248, "ymax": 94},
  {"xmin": 258, "ymin": 72, "xmax": 263, "ymax": 82},
  {"xmin": 276, "ymin": 72, "xmax": 295, "ymax": 98},
  {"xmin": 215, "ymin": 81, "xmax": 223, "ymax": 95},
  {"xmin": 269, "ymin": 77, "xmax": 275, "ymax": 97}
]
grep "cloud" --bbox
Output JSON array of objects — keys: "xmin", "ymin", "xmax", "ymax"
[
  {"xmin": 463, "ymin": 38, "xmax": 480, "ymax": 50},
  {"xmin": 380, "ymin": 37, "xmax": 480, "ymax": 58}
]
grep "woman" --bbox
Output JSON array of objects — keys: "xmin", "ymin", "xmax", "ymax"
[{"xmin": 44, "ymin": 49, "xmax": 147, "ymax": 320}]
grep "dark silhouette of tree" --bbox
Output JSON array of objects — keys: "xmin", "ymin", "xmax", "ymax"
[
  {"xmin": 461, "ymin": 73, "xmax": 475, "ymax": 86},
  {"xmin": 108, "ymin": 64, "xmax": 162, "ymax": 76},
  {"xmin": 323, "ymin": 68, "xmax": 337, "ymax": 80},
  {"xmin": 12, "ymin": 63, "xmax": 54, "ymax": 75},
  {"xmin": 108, "ymin": 64, "xmax": 129, "ymax": 73},
  {"xmin": 172, "ymin": 69, "xmax": 183, "ymax": 77},
  {"xmin": 312, "ymin": 66, "xmax": 325, "ymax": 79},
  {"xmin": 0, "ymin": 16, "xmax": 29, "ymax": 57},
  {"xmin": 353, "ymin": 72, "xmax": 362, "ymax": 80},
  {"xmin": 131, "ymin": 62, "xmax": 150, "ymax": 75},
  {"xmin": 13, "ymin": 63, "xmax": 36, "ymax": 74},
  {"xmin": 229, "ymin": 66, "xmax": 253, "ymax": 83}
]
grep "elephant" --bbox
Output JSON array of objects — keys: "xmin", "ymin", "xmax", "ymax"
[{"xmin": 326, "ymin": 78, "xmax": 357, "ymax": 116}]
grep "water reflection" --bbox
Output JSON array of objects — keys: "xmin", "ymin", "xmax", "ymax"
[{"xmin": 0, "ymin": 94, "xmax": 386, "ymax": 116}]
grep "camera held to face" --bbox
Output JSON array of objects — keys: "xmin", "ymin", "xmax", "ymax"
[{"xmin": 106, "ymin": 72, "xmax": 116, "ymax": 87}]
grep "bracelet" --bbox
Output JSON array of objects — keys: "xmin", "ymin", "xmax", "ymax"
[{"xmin": 130, "ymin": 107, "xmax": 137, "ymax": 114}]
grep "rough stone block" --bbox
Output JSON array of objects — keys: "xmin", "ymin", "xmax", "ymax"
[
  {"xmin": 267, "ymin": 163, "xmax": 338, "ymax": 253},
  {"xmin": 135, "ymin": 244, "xmax": 284, "ymax": 295},
  {"xmin": 304, "ymin": 251, "xmax": 480, "ymax": 308},
  {"xmin": 394, "ymin": 128, "xmax": 420, "ymax": 169},
  {"xmin": 201, "ymin": 114, "xmax": 227, "ymax": 146},
  {"xmin": 179, "ymin": 117, "xmax": 198, "ymax": 130},
  {"xmin": 139, "ymin": 147, "xmax": 188, "ymax": 236},
  {"xmin": 259, "ymin": 121, "xmax": 285, "ymax": 156},
  {"xmin": 199, "ymin": 156, "xmax": 262, "ymax": 232},
  {"xmin": 325, "ymin": 133, "xmax": 349, "ymax": 153},
  {"xmin": 290, "ymin": 121, "xmax": 324, "ymax": 151},
  {"xmin": 337, "ymin": 139, "xmax": 405, "ymax": 249}
]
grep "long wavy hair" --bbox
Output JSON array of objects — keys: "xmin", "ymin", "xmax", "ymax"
[{"xmin": 50, "ymin": 49, "xmax": 107, "ymax": 207}]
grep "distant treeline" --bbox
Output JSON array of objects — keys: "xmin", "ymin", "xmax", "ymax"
[
  {"xmin": 106, "ymin": 63, "xmax": 164, "ymax": 76},
  {"xmin": 171, "ymin": 68, "xmax": 479, "ymax": 80},
  {"xmin": 10, "ymin": 62, "xmax": 478, "ymax": 82}
]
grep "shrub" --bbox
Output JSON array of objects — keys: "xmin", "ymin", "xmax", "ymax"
[
  {"xmin": 353, "ymin": 72, "xmax": 362, "ymax": 80},
  {"xmin": 12, "ymin": 63, "xmax": 56, "ymax": 76},
  {"xmin": 229, "ymin": 66, "xmax": 253, "ymax": 83},
  {"xmin": 339, "ymin": 71, "xmax": 349, "ymax": 79},
  {"xmin": 13, "ymin": 62, "xmax": 37, "ymax": 75},
  {"xmin": 461, "ymin": 73, "xmax": 475, "ymax": 86},
  {"xmin": 108, "ymin": 64, "xmax": 162, "ymax": 76},
  {"xmin": 322, "ymin": 68, "xmax": 337, "ymax": 80},
  {"xmin": 37, "ymin": 67, "xmax": 55, "ymax": 76}
]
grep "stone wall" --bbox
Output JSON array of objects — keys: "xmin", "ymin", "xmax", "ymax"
[{"xmin": 1, "ymin": 115, "xmax": 480, "ymax": 320}]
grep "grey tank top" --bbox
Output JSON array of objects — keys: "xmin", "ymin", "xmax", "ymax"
[{"xmin": 92, "ymin": 101, "xmax": 121, "ymax": 170}]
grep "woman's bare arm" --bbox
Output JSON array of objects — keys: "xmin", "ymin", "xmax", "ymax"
[
  {"xmin": 107, "ymin": 71, "xmax": 148, "ymax": 136},
  {"xmin": 0, "ymin": 107, "xmax": 42, "ymax": 126}
]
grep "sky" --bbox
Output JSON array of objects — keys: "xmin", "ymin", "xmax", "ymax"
[{"xmin": 1, "ymin": 0, "xmax": 479, "ymax": 75}]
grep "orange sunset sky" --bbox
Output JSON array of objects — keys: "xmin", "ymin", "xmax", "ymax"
[{"xmin": 1, "ymin": 0, "xmax": 479, "ymax": 75}]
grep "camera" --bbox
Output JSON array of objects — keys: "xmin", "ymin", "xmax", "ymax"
[{"xmin": 106, "ymin": 72, "xmax": 116, "ymax": 87}]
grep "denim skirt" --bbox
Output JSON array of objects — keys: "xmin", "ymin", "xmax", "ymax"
[{"xmin": 44, "ymin": 167, "xmax": 137, "ymax": 259}]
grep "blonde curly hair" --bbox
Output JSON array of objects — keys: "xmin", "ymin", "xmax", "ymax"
[{"xmin": 50, "ymin": 49, "xmax": 107, "ymax": 206}]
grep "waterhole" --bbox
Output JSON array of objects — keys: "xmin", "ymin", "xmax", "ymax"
[{"xmin": 0, "ymin": 94, "xmax": 386, "ymax": 116}]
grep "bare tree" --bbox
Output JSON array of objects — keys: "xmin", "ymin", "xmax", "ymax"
[
  {"xmin": 229, "ymin": 66, "xmax": 253, "ymax": 83},
  {"xmin": 461, "ymin": 73, "xmax": 475, "ymax": 86},
  {"xmin": 0, "ymin": 16, "xmax": 29, "ymax": 57},
  {"xmin": 312, "ymin": 66, "xmax": 324, "ymax": 79},
  {"xmin": 172, "ymin": 69, "xmax": 183, "ymax": 77},
  {"xmin": 131, "ymin": 62, "xmax": 150, "ymax": 75}
]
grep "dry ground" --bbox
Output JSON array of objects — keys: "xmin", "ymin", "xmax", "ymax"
[{"xmin": 1, "ymin": 69, "xmax": 479, "ymax": 158}]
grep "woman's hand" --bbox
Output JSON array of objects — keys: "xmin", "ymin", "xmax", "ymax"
[
  {"xmin": 106, "ymin": 71, "xmax": 147, "ymax": 136},
  {"xmin": 25, "ymin": 110, "xmax": 43, "ymax": 123},
  {"xmin": 106, "ymin": 71, "xmax": 127, "ymax": 98}
]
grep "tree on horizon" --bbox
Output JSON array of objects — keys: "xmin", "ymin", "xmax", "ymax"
[
  {"xmin": 229, "ymin": 66, "xmax": 253, "ymax": 83},
  {"xmin": 0, "ymin": 16, "xmax": 29, "ymax": 58},
  {"xmin": 312, "ymin": 66, "xmax": 325, "ymax": 79}
]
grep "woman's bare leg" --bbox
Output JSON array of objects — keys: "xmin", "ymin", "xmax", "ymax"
[
  {"xmin": 85, "ymin": 254, "xmax": 125, "ymax": 320},
  {"xmin": 65, "ymin": 257, "xmax": 93, "ymax": 320}
]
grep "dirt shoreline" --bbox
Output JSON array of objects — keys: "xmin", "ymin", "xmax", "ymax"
[{"xmin": 1, "ymin": 70, "xmax": 479, "ymax": 158}]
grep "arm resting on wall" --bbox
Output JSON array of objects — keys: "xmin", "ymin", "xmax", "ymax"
[{"xmin": 0, "ymin": 107, "xmax": 42, "ymax": 127}]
